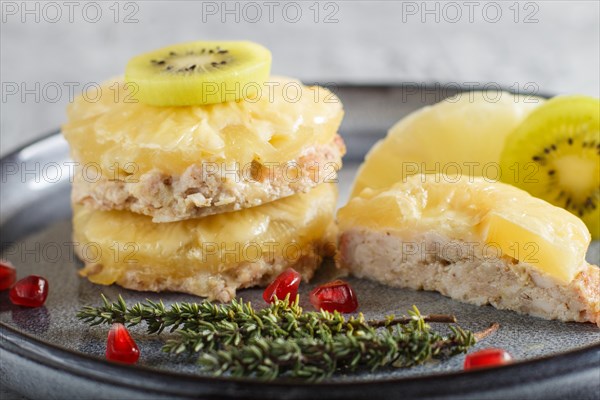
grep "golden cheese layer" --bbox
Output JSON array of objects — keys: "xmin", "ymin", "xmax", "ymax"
[{"xmin": 63, "ymin": 77, "xmax": 343, "ymax": 177}]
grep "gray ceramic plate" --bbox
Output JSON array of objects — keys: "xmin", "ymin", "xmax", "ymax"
[{"xmin": 1, "ymin": 86, "xmax": 599, "ymax": 400}]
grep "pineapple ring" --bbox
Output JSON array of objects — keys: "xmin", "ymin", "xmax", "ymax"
[
  {"xmin": 350, "ymin": 91, "xmax": 543, "ymax": 197},
  {"xmin": 62, "ymin": 77, "xmax": 343, "ymax": 177},
  {"xmin": 339, "ymin": 175, "xmax": 591, "ymax": 284},
  {"xmin": 73, "ymin": 184, "xmax": 338, "ymax": 300}
]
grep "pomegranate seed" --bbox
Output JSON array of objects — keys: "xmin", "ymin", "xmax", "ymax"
[
  {"xmin": 263, "ymin": 268, "xmax": 302, "ymax": 303},
  {"xmin": 464, "ymin": 348, "xmax": 513, "ymax": 370},
  {"xmin": 309, "ymin": 280, "xmax": 358, "ymax": 313},
  {"xmin": 9, "ymin": 275, "xmax": 48, "ymax": 307},
  {"xmin": 106, "ymin": 323, "xmax": 140, "ymax": 364},
  {"xmin": 0, "ymin": 260, "xmax": 16, "ymax": 291}
]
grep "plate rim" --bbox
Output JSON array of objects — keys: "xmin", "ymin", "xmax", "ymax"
[{"xmin": 2, "ymin": 321, "xmax": 599, "ymax": 397}]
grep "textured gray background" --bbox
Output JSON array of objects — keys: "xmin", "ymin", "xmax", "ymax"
[
  {"xmin": 1, "ymin": 1, "xmax": 599, "ymax": 399},
  {"xmin": 1, "ymin": 0, "xmax": 600, "ymax": 156}
]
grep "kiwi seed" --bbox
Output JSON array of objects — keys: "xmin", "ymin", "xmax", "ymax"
[{"xmin": 149, "ymin": 47, "xmax": 233, "ymax": 74}]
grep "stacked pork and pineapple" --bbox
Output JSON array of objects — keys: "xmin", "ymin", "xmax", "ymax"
[{"xmin": 63, "ymin": 41, "xmax": 344, "ymax": 301}]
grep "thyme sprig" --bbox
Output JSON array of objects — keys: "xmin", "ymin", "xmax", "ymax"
[
  {"xmin": 77, "ymin": 294, "xmax": 459, "ymax": 350},
  {"xmin": 198, "ymin": 322, "xmax": 475, "ymax": 380},
  {"xmin": 77, "ymin": 294, "xmax": 482, "ymax": 380}
]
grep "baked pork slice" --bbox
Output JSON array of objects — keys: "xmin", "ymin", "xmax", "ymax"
[{"xmin": 337, "ymin": 175, "xmax": 599, "ymax": 326}]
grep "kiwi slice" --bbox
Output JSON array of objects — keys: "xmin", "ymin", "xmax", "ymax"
[
  {"xmin": 500, "ymin": 95, "xmax": 600, "ymax": 238},
  {"xmin": 125, "ymin": 41, "xmax": 271, "ymax": 106}
]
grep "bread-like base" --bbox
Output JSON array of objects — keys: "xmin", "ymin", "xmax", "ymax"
[
  {"xmin": 338, "ymin": 229, "xmax": 600, "ymax": 326},
  {"xmin": 73, "ymin": 135, "xmax": 345, "ymax": 223},
  {"xmin": 77, "ymin": 236, "xmax": 336, "ymax": 302}
]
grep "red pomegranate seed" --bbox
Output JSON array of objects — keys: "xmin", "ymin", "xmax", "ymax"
[
  {"xmin": 106, "ymin": 323, "xmax": 140, "ymax": 364},
  {"xmin": 0, "ymin": 260, "xmax": 16, "ymax": 291},
  {"xmin": 263, "ymin": 268, "xmax": 302, "ymax": 303},
  {"xmin": 9, "ymin": 275, "xmax": 48, "ymax": 307},
  {"xmin": 464, "ymin": 348, "xmax": 513, "ymax": 370},
  {"xmin": 309, "ymin": 280, "xmax": 358, "ymax": 313}
]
